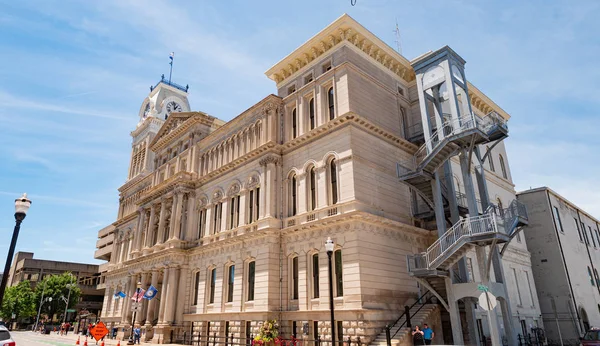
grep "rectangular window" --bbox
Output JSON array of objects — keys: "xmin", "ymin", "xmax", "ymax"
[
  {"xmin": 596, "ymin": 229, "xmax": 600, "ymax": 248},
  {"xmin": 198, "ymin": 209, "xmax": 206, "ymax": 239},
  {"xmin": 516, "ymin": 231, "xmax": 522, "ymax": 243},
  {"xmin": 292, "ymin": 321, "xmax": 297, "ymax": 338},
  {"xmin": 304, "ymin": 73, "xmax": 313, "ymax": 84},
  {"xmin": 583, "ymin": 222, "xmax": 590, "ymax": 245},
  {"xmin": 247, "ymin": 261, "xmax": 255, "ymax": 301},
  {"xmin": 590, "ymin": 226, "xmax": 597, "ymax": 247},
  {"xmin": 525, "ymin": 271, "xmax": 535, "ymax": 307},
  {"xmin": 288, "ymin": 85, "xmax": 296, "ymax": 95},
  {"xmin": 255, "ymin": 187, "xmax": 260, "ymax": 221},
  {"xmin": 575, "ymin": 218, "xmax": 583, "ymax": 242},
  {"xmin": 229, "ymin": 197, "xmax": 235, "ymax": 230},
  {"xmin": 235, "ymin": 196, "xmax": 240, "ymax": 227},
  {"xmin": 206, "ymin": 322, "xmax": 211, "ymax": 346},
  {"xmin": 552, "ymin": 206, "xmax": 563, "ymax": 233},
  {"xmin": 209, "ymin": 268, "xmax": 216, "ymax": 304},
  {"xmin": 225, "ymin": 321, "xmax": 230, "ymax": 346},
  {"xmin": 520, "ymin": 320, "xmax": 527, "ymax": 338},
  {"xmin": 292, "ymin": 257, "xmax": 299, "ymax": 300},
  {"xmin": 322, "ymin": 61, "xmax": 332, "ymax": 73},
  {"xmin": 313, "ymin": 321, "xmax": 319, "ymax": 341},
  {"xmin": 337, "ymin": 321, "xmax": 343, "ymax": 346},
  {"xmin": 213, "ymin": 202, "xmax": 222, "ymax": 234},
  {"xmin": 248, "ymin": 190, "xmax": 254, "ymax": 223},
  {"xmin": 227, "ymin": 265, "xmax": 235, "ymax": 303},
  {"xmin": 312, "ymin": 254, "xmax": 320, "ymax": 298},
  {"xmin": 512, "ymin": 268, "xmax": 522, "ymax": 306},
  {"xmin": 245, "ymin": 321, "xmax": 252, "ymax": 346},
  {"xmin": 193, "ymin": 272, "xmax": 200, "ymax": 305},
  {"xmin": 335, "ymin": 250, "xmax": 343, "ymax": 297}
]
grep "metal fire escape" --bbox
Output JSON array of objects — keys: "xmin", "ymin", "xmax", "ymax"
[{"xmin": 395, "ymin": 46, "xmax": 529, "ymax": 346}]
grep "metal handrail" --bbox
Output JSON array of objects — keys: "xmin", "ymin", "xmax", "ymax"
[{"xmin": 387, "ymin": 289, "xmax": 433, "ymax": 340}]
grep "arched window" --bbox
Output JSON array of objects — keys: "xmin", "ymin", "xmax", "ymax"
[
  {"xmin": 328, "ymin": 87, "xmax": 335, "ymax": 120},
  {"xmin": 487, "ymin": 146, "xmax": 495, "ymax": 172},
  {"xmin": 329, "ymin": 159, "xmax": 338, "ymax": 205},
  {"xmin": 290, "ymin": 174, "xmax": 297, "ymax": 216},
  {"xmin": 309, "ymin": 98, "xmax": 315, "ymax": 130},
  {"xmin": 292, "ymin": 108, "xmax": 298, "ymax": 139},
  {"xmin": 499, "ymin": 154, "xmax": 507, "ymax": 179},
  {"xmin": 308, "ymin": 167, "xmax": 316, "ymax": 211}
]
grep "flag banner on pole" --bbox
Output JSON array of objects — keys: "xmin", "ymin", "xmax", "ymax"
[
  {"xmin": 131, "ymin": 289, "xmax": 146, "ymax": 302},
  {"xmin": 143, "ymin": 285, "xmax": 159, "ymax": 300},
  {"xmin": 114, "ymin": 291, "xmax": 126, "ymax": 299},
  {"xmin": 169, "ymin": 52, "xmax": 174, "ymax": 65}
]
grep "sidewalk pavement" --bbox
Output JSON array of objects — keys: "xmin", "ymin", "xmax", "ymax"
[{"xmin": 30, "ymin": 331, "xmax": 184, "ymax": 346}]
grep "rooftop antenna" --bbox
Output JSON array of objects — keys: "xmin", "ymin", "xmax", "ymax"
[{"xmin": 394, "ymin": 19, "xmax": 402, "ymax": 55}]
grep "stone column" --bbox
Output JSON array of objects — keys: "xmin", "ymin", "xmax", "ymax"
[
  {"xmin": 158, "ymin": 269, "xmax": 170, "ymax": 323},
  {"xmin": 259, "ymin": 167, "xmax": 267, "ymax": 219},
  {"xmin": 135, "ymin": 272, "xmax": 149, "ymax": 324},
  {"xmin": 174, "ymin": 267, "xmax": 188, "ymax": 325},
  {"xmin": 171, "ymin": 192, "xmax": 184, "ymax": 240},
  {"xmin": 185, "ymin": 194, "xmax": 196, "ymax": 241},
  {"xmin": 259, "ymin": 156, "xmax": 279, "ymax": 218},
  {"xmin": 164, "ymin": 267, "xmax": 180, "ymax": 324},
  {"xmin": 297, "ymin": 172, "xmax": 307, "ymax": 215},
  {"xmin": 145, "ymin": 205, "xmax": 156, "ymax": 248},
  {"xmin": 156, "ymin": 201, "xmax": 168, "ymax": 245},
  {"xmin": 146, "ymin": 271, "xmax": 160, "ymax": 326},
  {"xmin": 135, "ymin": 209, "xmax": 146, "ymax": 252}
]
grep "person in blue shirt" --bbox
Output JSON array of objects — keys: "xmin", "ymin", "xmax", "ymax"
[
  {"xmin": 422, "ymin": 323, "xmax": 434, "ymax": 345},
  {"xmin": 133, "ymin": 325, "xmax": 141, "ymax": 344}
]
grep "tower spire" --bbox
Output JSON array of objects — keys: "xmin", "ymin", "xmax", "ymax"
[{"xmin": 394, "ymin": 19, "xmax": 402, "ymax": 55}]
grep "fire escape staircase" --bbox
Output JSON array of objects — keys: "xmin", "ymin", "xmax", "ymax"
[{"xmin": 397, "ymin": 112, "xmax": 509, "ymax": 210}]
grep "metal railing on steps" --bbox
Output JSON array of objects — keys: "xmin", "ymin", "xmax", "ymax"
[{"xmin": 384, "ymin": 289, "xmax": 434, "ymax": 346}]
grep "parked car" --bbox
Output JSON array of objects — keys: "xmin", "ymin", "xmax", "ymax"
[
  {"xmin": 581, "ymin": 328, "xmax": 600, "ymax": 346},
  {"xmin": 0, "ymin": 325, "xmax": 16, "ymax": 346}
]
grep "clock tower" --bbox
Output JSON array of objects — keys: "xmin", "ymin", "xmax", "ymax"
[{"xmin": 127, "ymin": 76, "xmax": 191, "ymax": 181}]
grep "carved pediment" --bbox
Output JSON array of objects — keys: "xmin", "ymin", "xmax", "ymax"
[{"xmin": 150, "ymin": 112, "xmax": 195, "ymax": 148}]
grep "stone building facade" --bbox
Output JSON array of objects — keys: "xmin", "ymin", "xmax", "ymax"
[
  {"xmin": 98, "ymin": 14, "xmax": 541, "ymax": 345},
  {"xmin": 518, "ymin": 187, "xmax": 600, "ymax": 344}
]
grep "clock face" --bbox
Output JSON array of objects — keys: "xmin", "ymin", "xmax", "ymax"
[{"xmin": 166, "ymin": 101, "xmax": 183, "ymax": 114}]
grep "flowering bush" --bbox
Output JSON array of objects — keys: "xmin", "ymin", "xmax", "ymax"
[{"xmin": 253, "ymin": 320, "xmax": 280, "ymax": 345}]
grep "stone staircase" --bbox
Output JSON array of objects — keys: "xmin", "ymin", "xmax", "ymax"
[{"xmin": 370, "ymin": 304, "xmax": 439, "ymax": 346}]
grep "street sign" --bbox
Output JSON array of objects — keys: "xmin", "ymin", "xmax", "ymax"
[
  {"xmin": 131, "ymin": 302, "xmax": 141, "ymax": 312},
  {"xmin": 478, "ymin": 291, "xmax": 497, "ymax": 311},
  {"xmin": 67, "ymin": 309, "xmax": 76, "ymax": 313},
  {"xmin": 477, "ymin": 284, "xmax": 489, "ymax": 292},
  {"xmin": 89, "ymin": 321, "xmax": 109, "ymax": 341}
]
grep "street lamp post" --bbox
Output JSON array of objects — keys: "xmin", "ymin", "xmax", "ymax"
[
  {"xmin": 128, "ymin": 281, "xmax": 142, "ymax": 345},
  {"xmin": 325, "ymin": 237, "xmax": 336, "ymax": 346},
  {"xmin": 0, "ymin": 194, "xmax": 32, "ymax": 307},
  {"xmin": 63, "ymin": 278, "xmax": 75, "ymax": 325},
  {"xmin": 34, "ymin": 297, "xmax": 52, "ymax": 332}
]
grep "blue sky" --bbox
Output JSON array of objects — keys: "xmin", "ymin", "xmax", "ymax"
[{"xmin": 0, "ymin": 0, "xmax": 598, "ymax": 268}]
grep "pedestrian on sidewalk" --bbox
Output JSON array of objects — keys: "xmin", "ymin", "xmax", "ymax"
[
  {"xmin": 134, "ymin": 325, "xmax": 141, "ymax": 345},
  {"xmin": 412, "ymin": 325, "xmax": 425, "ymax": 345}
]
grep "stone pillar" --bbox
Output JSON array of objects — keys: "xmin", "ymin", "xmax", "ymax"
[
  {"xmin": 146, "ymin": 271, "xmax": 160, "ymax": 326},
  {"xmin": 158, "ymin": 269, "xmax": 170, "ymax": 323},
  {"xmin": 135, "ymin": 209, "xmax": 146, "ymax": 252},
  {"xmin": 171, "ymin": 192, "xmax": 184, "ymax": 240},
  {"xmin": 164, "ymin": 267, "xmax": 179, "ymax": 324},
  {"xmin": 185, "ymin": 194, "xmax": 196, "ymax": 241},
  {"xmin": 259, "ymin": 167, "xmax": 267, "ymax": 219},
  {"xmin": 174, "ymin": 267, "xmax": 188, "ymax": 325},
  {"xmin": 156, "ymin": 201, "xmax": 168, "ymax": 245},
  {"xmin": 136, "ymin": 272, "xmax": 149, "ymax": 324},
  {"xmin": 145, "ymin": 205, "xmax": 156, "ymax": 248},
  {"xmin": 168, "ymin": 195, "xmax": 180, "ymax": 239}
]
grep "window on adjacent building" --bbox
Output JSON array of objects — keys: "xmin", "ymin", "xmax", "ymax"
[
  {"xmin": 292, "ymin": 108, "xmax": 298, "ymax": 139},
  {"xmin": 290, "ymin": 174, "xmax": 297, "ymax": 216},
  {"xmin": 291, "ymin": 256, "xmax": 299, "ymax": 300},
  {"xmin": 595, "ymin": 268, "xmax": 600, "ymax": 287},
  {"xmin": 334, "ymin": 249, "xmax": 343, "ymax": 297},
  {"xmin": 582, "ymin": 222, "xmax": 590, "ymax": 245},
  {"xmin": 329, "ymin": 159, "xmax": 338, "ymax": 205},
  {"xmin": 525, "ymin": 271, "xmax": 535, "ymax": 307},
  {"xmin": 209, "ymin": 268, "xmax": 217, "ymax": 304},
  {"xmin": 596, "ymin": 229, "xmax": 600, "ymax": 248},
  {"xmin": 309, "ymin": 98, "xmax": 316, "ymax": 130},
  {"xmin": 589, "ymin": 266, "xmax": 595, "ymax": 286},
  {"xmin": 499, "ymin": 154, "xmax": 507, "ymax": 179},
  {"xmin": 590, "ymin": 226, "xmax": 597, "ymax": 248},
  {"xmin": 227, "ymin": 265, "xmax": 235, "ymax": 303},
  {"xmin": 193, "ymin": 272, "xmax": 200, "ymax": 305},
  {"xmin": 487, "ymin": 147, "xmax": 495, "ymax": 172},
  {"xmin": 213, "ymin": 202, "xmax": 223, "ymax": 234},
  {"xmin": 575, "ymin": 218, "xmax": 584, "ymax": 242},
  {"xmin": 247, "ymin": 261, "xmax": 255, "ymax": 301},
  {"xmin": 312, "ymin": 253, "xmax": 320, "ymax": 298},
  {"xmin": 328, "ymin": 87, "xmax": 335, "ymax": 120},
  {"xmin": 309, "ymin": 167, "xmax": 317, "ymax": 211},
  {"xmin": 512, "ymin": 268, "xmax": 522, "ymax": 306},
  {"xmin": 552, "ymin": 206, "xmax": 563, "ymax": 233}
]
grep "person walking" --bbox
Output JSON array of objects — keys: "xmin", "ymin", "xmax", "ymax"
[
  {"xmin": 133, "ymin": 325, "xmax": 141, "ymax": 345},
  {"xmin": 412, "ymin": 325, "xmax": 425, "ymax": 345},
  {"xmin": 422, "ymin": 324, "xmax": 434, "ymax": 345}
]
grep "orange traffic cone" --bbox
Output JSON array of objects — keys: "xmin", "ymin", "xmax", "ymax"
[
  {"xmin": 83, "ymin": 337, "xmax": 88, "ymax": 346},
  {"xmin": 116, "ymin": 339, "xmax": 121, "ymax": 346},
  {"xmin": 76, "ymin": 336, "xmax": 80, "ymax": 345},
  {"xmin": 101, "ymin": 340, "xmax": 105, "ymax": 346}
]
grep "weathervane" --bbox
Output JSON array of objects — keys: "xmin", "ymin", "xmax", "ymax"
[{"xmin": 169, "ymin": 52, "xmax": 174, "ymax": 84}]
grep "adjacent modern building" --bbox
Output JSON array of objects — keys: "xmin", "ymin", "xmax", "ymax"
[
  {"xmin": 518, "ymin": 187, "xmax": 600, "ymax": 344},
  {"xmin": 97, "ymin": 14, "xmax": 541, "ymax": 345},
  {"xmin": 6, "ymin": 252, "xmax": 105, "ymax": 319}
]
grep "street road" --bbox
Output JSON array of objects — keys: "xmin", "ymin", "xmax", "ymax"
[{"xmin": 11, "ymin": 331, "xmax": 109, "ymax": 346}]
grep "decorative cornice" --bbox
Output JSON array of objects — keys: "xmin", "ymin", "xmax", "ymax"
[
  {"xmin": 139, "ymin": 172, "xmax": 195, "ymax": 206},
  {"xmin": 467, "ymin": 82, "xmax": 510, "ymax": 121},
  {"xmin": 265, "ymin": 14, "xmax": 414, "ymax": 86},
  {"xmin": 150, "ymin": 112, "xmax": 218, "ymax": 152},
  {"xmin": 259, "ymin": 155, "xmax": 281, "ymax": 167}
]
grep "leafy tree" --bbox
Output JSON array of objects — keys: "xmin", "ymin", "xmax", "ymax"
[
  {"xmin": 34, "ymin": 272, "xmax": 81, "ymax": 322},
  {"xmin": 0, "ymin": 280, "xmax": 36, "ymax": 321}
]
